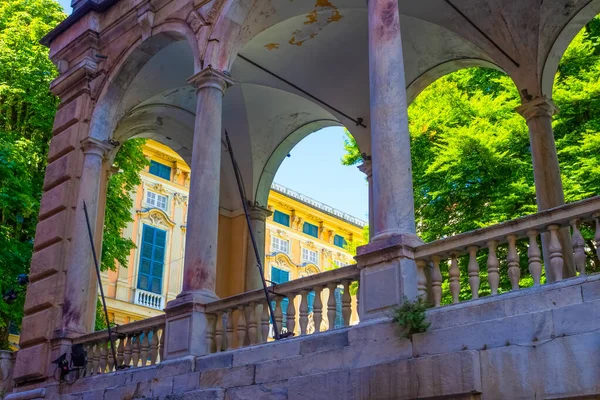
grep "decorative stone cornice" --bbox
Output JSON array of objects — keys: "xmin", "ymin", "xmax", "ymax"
[
  {"xmin": 138, "ymin": 208, "xmax": 176, "ymax": 228},
  {"xmin": 515, "ymin": 96, "xmax": 559, "ymax": 122},
  {"xmin": 187, "ymin": 66, "xmax": 234, "ymax": 93},
  {"xmin": 137, "ymin": 3, "xmax": 155, "ymax": 41},
  {"xmin": 80, "ymin": 137, "xmax": 115, "ymax": 158},
  {"xmin": 248, "ymin": 203, "xmax": 272, "ymax": 221},
  {"xmin": 358, "ymin": 159, "xmax": 372, "ymax": 179}
]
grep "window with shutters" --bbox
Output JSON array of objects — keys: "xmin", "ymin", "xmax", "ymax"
[
  {"xmin": 333, "ymin": 259, "xmax": 347, "ymax": 268},
  {"xmin": 271, "ymin": 237, "xmax": 289, "ymax": 254},
  {"xmin": 270, "ymin": 267, "xmax": 290, "ymax": 331},
  {"xmin": 302, "ymin": 248, "xmax": 319, "ymax": 265},
  {"xmin": 146, "ymin": 191, "xmax": 168, "ymax": 211},
  {"xmin": 273, "ymin": 210, "xmax": 290, "ymax": 227},
  {"xmin": 334, "ymin": 234, "xmax": 347, "ymax": 248},
  {"xmin": 302, "ymin": 222, "xmax": 319, "ymax": 238},
  {"xmin": 149, "ymin": 160, "xmax": 172, "ymax": 181},
  {"xmin": 137, "ymin": 225, "xmax": 167, "ymax": 294}
]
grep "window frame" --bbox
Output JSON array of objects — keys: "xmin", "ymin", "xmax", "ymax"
[
  {"xmin": 271, "ymin": 236, "xmax": 290, "ymax": 254},
  {"xmin": 149, "ymin": 160, "xmax": 172, "ymax": 181},
  {"xmin": 302, "ymin": 247, "xmax": 319, "ymax": 265},
  {"xmin": 145, "ymin": 190, "xmax": 169, "ymax": 211},
  {"xmin": 137, "ymin": 224, "xmax": 167, "ymax": 295},
  {"xmin": 273, "ymin": 210, "xmax": 291, "ymax": 227},
  {"xmin": 302, "ymin": 222, "xmax": 319, "ymax": 238},
  {"xmin": 334, "ymin": 234, "xmax": 347, "ymax": 248}
]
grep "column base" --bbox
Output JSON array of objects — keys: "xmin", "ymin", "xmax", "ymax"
[
  {"xmin": 163, "ymin": 290, "xmax": 219, "ymax": 360},
  {"xmin": 355, "ymin": 234, "xmax": 422, "ymax": 320}
]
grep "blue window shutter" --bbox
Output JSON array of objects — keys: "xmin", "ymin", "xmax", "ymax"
[
  {"xmin": 307, "ymin": 291, "xmax": 316, "ymax": 313},
  {"xmin": 273, "ymin": 211, "xmax": 290, "ymax": 227},
  {"xmin": 334, "ymin": 235, "xmax": 346, "ymax": 248},
  {"xmin": 334, "ymin": 288, "xmax": 344, "ymax": 328},
  {"xmin": 303, "ymin": 222, "xmax": 319, "ymax": 238},
  {"xmin": 270, "ymin": 267, "xmax": 290, "ymax": 329},
  {"xmin": 137, "ymin": 225, "xmax": 166, "ymax": 294},
  {"xmin": 149, "ymin": 161, "xmax": 172, "ymax": 181}
]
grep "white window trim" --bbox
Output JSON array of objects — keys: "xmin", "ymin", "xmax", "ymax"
[
  {"xmin": 145, "ymin": 190, "xmax": 169, "ymax": 212},
  {"xmin": 302, "ymin": 247, "xmax": 319, "ymax": 265},
  {"xmin": 271, "ymin": 237, "xmax": 290, "ymax": 254}
]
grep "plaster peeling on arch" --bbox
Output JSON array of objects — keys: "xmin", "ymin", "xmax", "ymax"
[{"xmin": 288, "ymin": 0, "xmax": 343, "ymax": 46}]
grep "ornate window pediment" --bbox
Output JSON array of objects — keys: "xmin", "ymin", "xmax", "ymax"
[
  {"xmin": 138, "ymin": 208, "xmax": 176, "ymax": 229},
  {"xmin": 148, "ymin": 183, "xmax": 169, "ymax": 195}
]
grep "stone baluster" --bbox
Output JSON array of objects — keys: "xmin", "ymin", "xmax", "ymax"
[
  {"xmin": 342, "ymin": 281, "xmax": 352, "ymax": 327},
  {"xmin": 132, "ymin": 334, "xmax": 140, "ymax": 367},
  {"xmin": 159, "ymin": 328, "xmax": 165, "ymax": 362},
  {"xmin": 327, "ymin": 283, "xmax": 337, "ymax": 330},
  {"xmin": 151, "ymin": 329, "xmax": 159, "ymax": 365},
  {"xmin": 274, "ymin": 297, "xmax": 283, "ymax": 338},
  {"xmin": 236, "ymin": 305, "xmax": 246, "ymax": 349},
  {"xmin": 206, "ymin": 315, "xmax": 216, "ymax": 354},
  {"xmin": 92, "ymin": 342, "xmax": 100, "ymax": 375},
  {"xmin": 431, "ymin": 256, "xmax": 442, "ymax": 307},
  {"xmin": 416, "ymin": 260, "xmax": 428, "ymax": 301},
  {"xmin": 124, "ymin": 335, "xmax": 133, "ymax": 367},
  {"xmin": 215, "ymin": 312, "xmax": 224, "ymax": 351},
  {"xmin": 247, "ymin": 303, "xmax": 258, "ymax": 345},
  {"xmin": 487, "ymin": 241, "xmax": 500, "ymax": 295},
  {"xmin": 107, "ymin": 340, "xmax": 115, "ymax": 372},
  {"xmin": 116, "ymin": 336, "xmax": 124, "ymax": 368},
  {"xmin": 527, "ymin": 230, "xmax": 542, "ymax": 286},
  {"xmin": 299, "ymin": 290, "xmax": 309, "ymax": 335},
  {"xmin": 548, "ymin": 225, "xmax": 564, "ymax": 281},
  {"xmin": 467, "ymin": 246, "xmax": 480, "ymax": 299},
  {"xmin": 261, "ymin": 303, "xmax": 270, "ymax": 343},
  {"xmin": 85, "ymin": 343, "xmax": 94, "ymax": 376},
  {"xmin": 355, "ymin": 282, "xmax": 360, "ymax": 318},
  {"xmin": 140, "ymin": 330, "xmax": 150, "ymax": 367},
  {"xmin": 226, "ymin": 309, "xmax": 234, "ymax": 350},
  {"xmin": 449, "ymin": 253, "xmax": 460, "ymax": 304},
  {"xmin": 507, "ymin": 235, "xmax": 521, "ymax": 290},
  {"xmin": 595, "ymin": 214, "xmax": 600, "ymax": 260},
  {"xmin": 99, "ymin": 341, "xmax": 107, "ymax": 374},
  {"xmin": 286, "ymin": 295, "xmax": 296, "ymax": 336},
  {"xmin": 570, "ymin": 219, "xmax": 587, "ymax": 275},
  {"xmin": 313, "ymin": 286, "xmax": 323, "ymax": 333}
]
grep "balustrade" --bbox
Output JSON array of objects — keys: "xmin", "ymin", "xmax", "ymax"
[
  {"xmin": 72, "ymin": 315, "xmax": 165, "ymax": 376},
  {"xmin": 205, "ymin": 265, "xmax": 360, "ymax": 353},
  {"xmin": 414, "ymin": 196, "xmax": 600, "ymax": 306},
  {"xmin": 134, "ymin": 289, "xmax": 165, "ymax": 310}
]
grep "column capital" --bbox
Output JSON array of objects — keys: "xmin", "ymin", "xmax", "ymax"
[
  {"xmin": 80, "ymin": 137, "xmax": 115, "ymax": 158},
  {"xmin": 187, "ymin": 65, "xmax": 234, "ymax": 93},
  {"xmin": 515, "ymin": 96, "xmax": 559, "ymax": 121},
  {"xmin": 357, "ymin": 158, "xmax": 372, "ymax": 179},
  {"xmin": 247, "ymin": 203, "xmax": 272, "ymax": 221}
]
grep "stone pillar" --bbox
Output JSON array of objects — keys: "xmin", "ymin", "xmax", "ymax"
[
  {"xmin": 356, "ymin": 0, "xmax": 421, "ymax": 320},
  {"xmin": 245, "ymin": 204, "xmax": 272, "ymax": 291},
  {"xmin": 358, "ymin": 158, "xmax": 373, "ymax": 239},
  {"xmin": 516, "ymin": 96, "xmax": 575, "ymax": 280},
  {"xmin": 163, "ymin": 67, "xmax": 232, "ymax": 360}
]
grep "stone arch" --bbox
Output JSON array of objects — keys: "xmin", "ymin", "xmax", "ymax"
[
  {"xmin": 541, "ymin": 0, "xmax": 600, "ymax": 98},
  {"xmin": 406, "ymin": 58, "xmax": 505, "ymax": 105},
  {"xmin": 89, "ymin": 21, "xmax": 199, "ymax": 143}
]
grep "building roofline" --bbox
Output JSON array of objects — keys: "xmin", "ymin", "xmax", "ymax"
[{"xmin": 270, "ymin": 182, "xmax": 367, "ymax": 229}]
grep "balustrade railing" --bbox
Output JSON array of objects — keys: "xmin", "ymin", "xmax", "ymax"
[
  {"xmin": 134, "ymin": 289, "xmax": 165, "ymax": 310},
  {"xmin": 414, "ymin": 196, "xmax": 600, "ymax": 306},
  {"xmin": 73, "ymin": 315, "xmax": 165, "ymax": 376},
  {"xmin": 205, "ymin": 265, "xmax": 360, "ymax": 352}
]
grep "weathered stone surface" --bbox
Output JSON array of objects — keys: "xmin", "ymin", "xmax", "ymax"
[
  {"xmin": 152, "ymin": 376, "xmax": 175, "ymax": 396},
  {"xmin": 164, "ymin": 388, "xmax": 225, "ymax": 400},
  {"xmin": 12, "ymin": 342, "xmax": 48, "ymax": 382},
  {"xmin": 103, "ymin": 381, "xmax": 150, "ymax": 399},
  {"xmin": 412, "ymin": 311, "xmax": 554, "ymax": 356},
  {"xmin": 19, "ymin": 307, "xmax": 57, "ymax": 346},
  {"xmin": 200, "ymin": 366, "xmax": 254, "ymax": 389},
  {"xmin": 130, "ymin": 358, "xmax": 193, "ymax": 383},
  {"xmin": 347, "ymin": 319, "xmax": 400, "ymax": 344},
  {"xmin": 299, "ymin": 329, "xmax": 348, "ymax": 355},
  {"xmin": 503, "ymin": 284, "xmax": 582, "ymax": 316},
  {"xmin": 39, "ymin": 180, "xmax": 71, "ymax": 220},
  {"xmin": 224, "ymin": 381, "xmax": 287, "ymax": 400},
  {"xmin": 29, "ymin": 240, "xmax": 64, "ymax": 280},
  {"xmin": 427, "ymin": 299, "xmax": 506, "ymax": 331},
  {"xmin": 43, "ymin": 152, "xmax": 79, "ymax": 192},
  {"xmin": 480, "ymin": 331, "xmax": 600, "ymax": 399},
  {"xmin": 582, "ymin": 278, "xmax": 600, "ymax": 302},
  {"xmin": 23, "ymin": 274, "xmax": 62, "ymax": 313},
  {"xmin": 197, "ymin": 353, "xmax": 233, "ymax": 370},
  {"xmin": 342, "ymin": 335, "xmax": 412, "ymax": 369},
  {"xmin": 287, "ymin": 367, "xmax": 370, "ymax": 400},
  {"xmin": 552, "ymin": 299, "xmax": 600, "ymax": 336},
  {"xmin": 52, "ymin": 95, "xmax": 84, "ymax": 135},
  {"xmin": 232, "ymin": 341, "xmax": 300, "ymax": 367},
  {"xmin": 47, "ymin": 123, "xmax": 79, "ymax": 163},
  {"xmin": 173, "ymin": 372, "xmax": 201, "ymax": 394},
  {"xmin": 33, "ymin": 210, "xmax": 68, "ymax": 251}
]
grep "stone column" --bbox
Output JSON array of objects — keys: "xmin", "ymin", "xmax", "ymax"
[
  {"xmin": 358, "ymin": 158, "xmax": 374, "ymax": 240},
  {"xmin": 516, "ymin": 96, "xmax": 575, "ymax": 280},
  {"xmin": 163, "ymin": 67, "xmax": 232, "ymax": 359},
  {"xmin": 356, "ymin": 0, "xmax": 421, "ymax": 320},
  {"xmin": 245, "ymin": 204, "xmax": 272, "ymax": 291}
]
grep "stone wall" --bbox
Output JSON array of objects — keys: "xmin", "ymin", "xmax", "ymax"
[{"xmin": 11, "ymin": 274, "xmax": 600, "ymax": 400}]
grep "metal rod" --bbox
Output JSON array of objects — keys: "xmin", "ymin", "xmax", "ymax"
[
  {"xmin": 224, "ymin": 130, "xmax": 282, "ymax": 340},
  {"xmin": 83, "ymin": 201, "xmax": 120, "ymax": 369},
  {"xmin": 445, "ymin": 0, "xmax": 520, "ymax": 68},
  {"xmin": 238, "ymin": 54, "xmax": 367, "ymax": 128}
]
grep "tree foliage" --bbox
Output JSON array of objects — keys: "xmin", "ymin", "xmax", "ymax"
[{"xmin": 343, "ymin": 18, "xmax": 600, "ymax": 304}]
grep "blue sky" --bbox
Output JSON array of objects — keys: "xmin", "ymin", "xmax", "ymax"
[{"xmin": 54, "ymin": 3, "xmax": 368, "ymax": 220}]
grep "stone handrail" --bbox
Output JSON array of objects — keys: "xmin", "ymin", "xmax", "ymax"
[
  {"xmin": 205, "ymin": 265, "xmax": 360, "ymax": 353},
  {"xmin": 414, "ymin": 196, "xmax": 600, "ymax": 306},
  {"xmin": 73, "ymin": 315, "xmax": 165, "ymax": 376}
]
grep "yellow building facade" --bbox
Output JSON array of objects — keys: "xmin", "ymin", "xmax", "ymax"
[{"xmin": 100, "ymin": 140, "xmax": 366, "ymax": 325}]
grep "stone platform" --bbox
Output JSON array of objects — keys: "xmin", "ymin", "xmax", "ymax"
[{"xmin": 14, "ymin": 274, "xmax": 600, "ymax": 400}]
